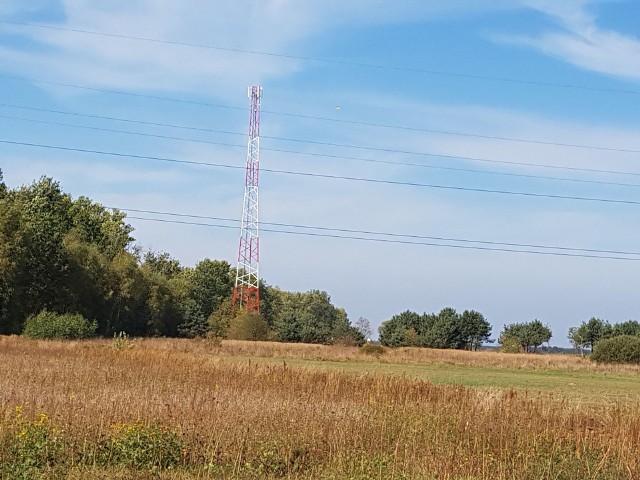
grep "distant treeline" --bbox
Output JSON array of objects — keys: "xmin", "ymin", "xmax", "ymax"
[
  {"xmin": 568, "ymin": 317, "xmax": 640, "ymax": 354},
  {"xmin": 0, "ymin": 174, "xmax": 364, "ymax": 344},
  {"xmin": 378, "ymin": 308, "xmax": 491, "ymax": 350}
]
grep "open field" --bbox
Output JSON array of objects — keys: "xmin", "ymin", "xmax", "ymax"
[{"xmin": 1, "ymin": 336, "xmax": 640, "ymax": 479}]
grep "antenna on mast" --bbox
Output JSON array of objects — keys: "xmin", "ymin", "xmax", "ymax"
[{"xmin": 232, "ymin": 86, "xmax": 262, "ymax": 314}]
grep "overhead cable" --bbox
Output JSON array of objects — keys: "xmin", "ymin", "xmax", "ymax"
[
  {"xmin": 113, "ymin": 206, "xmax": 640, "ymax": 257},
  {"xmin": 4, "ymin": 113, "xmax": 640, "ymax": 188},
  {"xmin": 1, "ymin": 20, "xmax": 638, "ymax": 96},
  {"xmin": 2, "ymin": 75, "xmax": 640, "ymax": 154},
  {"xmin": 125, "ymin": 216, "xmax": 640, "ymax": 262},
  {"xmin": 4, "ymin": 139, "xmax": 640, "ymax": 206}
]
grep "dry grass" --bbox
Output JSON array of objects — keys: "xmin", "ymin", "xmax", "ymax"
[
  {"xmin": 1, "ymin": 336, "xmax": 639, "ymax": 479},
  {"xmin": 149, "ymin": 337, "xmax": 640, "ymax": 373}
]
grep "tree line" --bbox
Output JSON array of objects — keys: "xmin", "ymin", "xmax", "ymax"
[
  {"xmin": 378, "ymin": 308, "xmax": 491, "ymax": 350},
  {"xmin": 568, "ymin": 317, "xmax": 640, "ymax": 355},
  {"xmin": 498, "ymin": 320, "xmax": 552, "ymax": 353},
  {"xmin": 0, "ymin": 174, "xmax": 364, "ymax": 344}
]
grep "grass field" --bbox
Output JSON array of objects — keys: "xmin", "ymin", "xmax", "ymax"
[{"xmin": 1, "ymin": 336, "xmax": 640, "ymax": 479}]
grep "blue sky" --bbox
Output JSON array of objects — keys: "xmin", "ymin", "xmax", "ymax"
[{"xmin": 2, "ymin": 0, "xmax": 640, "ymax": 345}]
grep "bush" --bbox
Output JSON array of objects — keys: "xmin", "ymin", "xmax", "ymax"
[
  {"xmin": 22, "ymin": 311, "xmax": 97, "ymax": 340},
  {"xmin": 591, "ymin": 335, "xmax": 640, "ymax": 364},
  {"xmin": 360, "ymin": 343, "xmax": 385, "ymax": 358},
  {"xmin": 102, "ymin": 423, "xmax": 182, "ymax": 469},
  {"xmin": 112, "ymin": 331, "xmax": 134, "ymax": 351},
  {"xmin": 498, "ymin": 336, "xmax": 521, "ymax": 354},
  {"xmin": 1, "ymin": 407, "xmax": 67, "ymax": 478},
  {"xmin": 227, "ymin": 312, "xmax": 270, "ymax": 341}
]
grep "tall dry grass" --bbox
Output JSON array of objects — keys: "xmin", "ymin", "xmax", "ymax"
[
  {"xmin": 147, "ymin": 336, "xmax": 640, "ymax": 373},
  {"xmin": 1, "ymin": 335, "xmax": 639, "ymax": 479}
]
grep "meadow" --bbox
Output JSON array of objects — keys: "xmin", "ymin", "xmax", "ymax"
[{"xmin": 1, "ymin": 336, "xmax": 639, "ymax": 479}]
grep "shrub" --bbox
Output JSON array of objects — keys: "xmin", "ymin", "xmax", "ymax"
[
  {"xmin": 498, "ymin": 336, "xmax": 521, "ymax": 354},
  {"xmin": 1, "ymin": 407, "xmax": 66, "ymax": 477},
  {"xmin": 177, "ymin": 299, "xmax": 208, "ymax": 338},
  {"xmin": 22, "ymin": 311, "xmax": 97, "ymax": 340},
  {"xmin": 112, "ymin": 331, "xmax": 134, "ymax": 351},
  {"xmin": 102, "ymin": 423, "xmax": 182, "ymax": 469},
  {"xmin": 591, "ymin": 335, "xmax": 640, "ymax": 364},
  {"xmin": 360, "ymin": 343, "xmax": 385, "ymax": 358},
  {"xmin": 227, "ymin": 312, "xmax": 270, "ymax": 341}
]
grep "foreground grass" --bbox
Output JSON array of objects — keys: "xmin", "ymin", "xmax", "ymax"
[{"xmin": 1, "ymin": 336, "xmax": 639, "ymax": 479}]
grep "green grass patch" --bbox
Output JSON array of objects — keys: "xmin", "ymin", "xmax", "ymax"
[{"xmin": 223, "ymin": 354, "xmax": 640, "ymax": 404}]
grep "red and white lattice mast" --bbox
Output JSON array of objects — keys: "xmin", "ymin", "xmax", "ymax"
[{"xmin": 232, "ymin": 86, "xmax": 262, "ymax": 314}]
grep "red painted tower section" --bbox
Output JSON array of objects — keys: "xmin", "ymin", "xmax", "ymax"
[{"xmin": 232, "ymin": 86, "xmax": 262, "ymax": 314}]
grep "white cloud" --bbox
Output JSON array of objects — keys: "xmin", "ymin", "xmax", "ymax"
[
  {"xmin": 496, "ymin": 0, "xmax": 640, "ymax": 82},
  {"xmin": 0, "ymin": 0, "xmax": 55, "ymax": 16},
  {"xmin": 0, "ymin": 0, "xmax": 518, "ymax": 95}
]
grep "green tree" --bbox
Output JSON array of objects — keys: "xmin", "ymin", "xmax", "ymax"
[
  {"xmin": 461, "ymin": 310, "xmax": 492, "ymax": 350},
  {"xmin": 105, "ymin": 251, "xmax": 150, "ymax": 336},
  {"xmin": 0, "ymin": 178, "xmax": 148, "ymax": 336},
  {"xmin": 0, "ymin": 177, "xmax": 73, "ymax": 333},
  {"xmin": 184, "ymin": 259, "xmax": 233, "ymax": 320},
  {"xmin": 611, "ymin": 320, "xmax": 640, "ymax": 337},
  {"xmin": 331, "ymin": 308, "xmax": 365, "ymax": 346},
  {"xmin": 500, "ymin": 320, "xmax": 552, "ymax": 353},
  {"xmin": 379, "ymin": 308, "xmax": 491, "ymax": 350},
  {"xmin": 568, "ymin": 326, "xmax": 587, "ymax": 356},
  {"xmin": 258, "ymin": 280, "xmax": 279, "ymax": 327},
  {"xmin": 69, "ymin": 198, "xmax": 133, "ymax": 260},
  {"xmin": 575, "ymin": 317, "xmax": 611, "ymax": 350},
  {"xmin": 227, "ymin": 312, "xmax": 270, "ymax": 341},
  {"xmin": 143, "ymin": 251, "xmax": 183, "ymax": 279},
  {"xmin": 272, "ymin": 289, "xmax": 353, "ymax": 344},
  {"xmin": 0, "ymin": 168, "xmax": 6, "ymax": 198},
  {"xmin": 208, "ymin": 297, "xmax": 233, "ymax": 338},
  {"xmin": 175, "ymin": 299, "xmax": 206, "ymax": 338},
  {"xmin": 378, "ymin": 310, "xmax": 420, "ymax": 347},
  {"xmin": 528, "ymin": 319, "xmax": 552, "ymax": 352}
]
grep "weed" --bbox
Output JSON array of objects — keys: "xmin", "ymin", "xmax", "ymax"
[
  {"xmin": 0, "ymin": 407, "xmax": 66, "ymax": 479},
  {"xmin": 112, "ymin": 331, "xmax": 133, "ymax": 351},
  {"xmin": 101, "ymin": 422, "xmax": 182, "ymax": 469}
]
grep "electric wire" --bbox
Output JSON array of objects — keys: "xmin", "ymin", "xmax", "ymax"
[
  {"xmin": 2, "ymin": 74, "xmax": 640, "ymax": 155},
  {"xmin": 4, "ymin": 112, "xmax": 640, "ymax": 189},
  {"xmin": 124, "ymin": 216, "xmax": 640, "ymax": 262},
  {"xmin": 114, "ymin": 206, "xmax": 640, "ymax": 257},
  {"xmin": 2, "ymin": 19, "xmax": 639, "ymax": 96},
  {"xmin": 4, "ymin": 138, "xmax": 640, "ymax": 206},
  {"xmin": 3, "ymin": 102, "xmax": 640, "ymax": 179}
]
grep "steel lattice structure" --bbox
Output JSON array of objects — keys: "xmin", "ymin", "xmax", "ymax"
[{"xmin": 232, "ymin": 86, "xmax": 262, "ymax": 314}]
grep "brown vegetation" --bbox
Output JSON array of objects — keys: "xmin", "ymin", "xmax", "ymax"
[{"xmin": 1, "ymin": 336, "xmax": 639, "ymax": 479}]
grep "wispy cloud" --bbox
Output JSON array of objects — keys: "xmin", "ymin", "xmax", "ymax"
[
  {"xmin": 0, "ymin": 1, "xmax": 517, "ymax": 95},
  {"xmin": 495, "ymin": 0, "xmax": 640, "ymax": 82}
]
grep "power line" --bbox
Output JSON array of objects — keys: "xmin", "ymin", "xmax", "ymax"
[
  {"xmin": 0, "ymin": 103, "xmax": 640, "ymax": 187},
  {"xmin": 0, "ymin": 74, "xmax": 245, "ymax": 111},
  {"xmin": 2, "ymin": 74, "xmax": 640, "ymax": 155},
  {"xmin": 2, "ymin": 19, "xmax": 639, "ymax": 96},
  {"xmin": 0, "ymin": 103, "xmax": 247, "ymax": 137},
  {"xmin": 115, "ymin": 206, "xmax": 640, "ymax": 257},
  {"xmin": 4, "ymin": 138, "xmax": 640, "ymax": 206},
  {"xmin": 124, "ymin": 216, "xmax": 640, "ymax": 262},
  {"xmin": 5, "ymin": 112, "xmax": 640, "ymax": 189}
]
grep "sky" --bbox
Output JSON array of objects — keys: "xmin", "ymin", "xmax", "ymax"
[{"xmin": 1, "ymin": 0, "xmax": 640, "ymax": 346}]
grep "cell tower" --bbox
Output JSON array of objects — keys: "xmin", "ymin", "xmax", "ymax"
[{"xmin": 232, "ymin": 85, "xmax": 263, "ymax": 314}]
